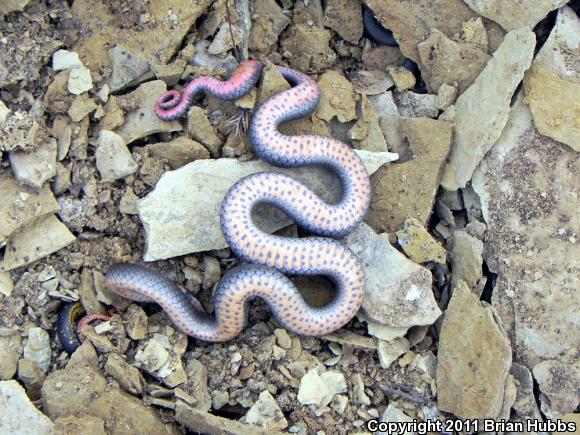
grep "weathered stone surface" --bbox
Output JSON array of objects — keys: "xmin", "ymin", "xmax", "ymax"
[
  {"xmin": 368, "ymin": 117, "xmax": 452, "ymax": 233},
  {"xmin": 462, "ymin": 0, "xmax": 567, "ymax": 31},
  {"xmin": 323, "ymin": 0, "xmax": 364, "ymax": 44},
  {"xmin": 140, "ymin": 151, "xmax": 397, "ymax": 260},
  {"xmin": 436, "ymin": 281, "xmax": 512, "ymax": 419},
  {"xmin": 249, "ymin": 0, "xmax": 290, "ymax": 54},
  {"xmin": 95, "ymin": 130, "xmax": 138, "ymax": 182},
  {"xmin": 533, "ymin": 357, "xmax": 580, "ymax": 418},
  {"xmin": 42, "ymin": 357, "xmax": 177, "ymax": 434},
  {"xmin": 472, "ymin": 97, "xmax": 579, "ymax": 370},
  {"xmin": 364, "ymin": 0, "xmax": 486, "ymax": 63},
  {"xmin": 349, "ymin": 94, "xmax": 389, "ymax": 152},
  {"xmin": 417, "ymin": 29, "xmax": 490, "ymax": 94},
  {"xmin": 54, "ymin": 415, "xmax": 106, "ymax": 435},
  {"xmin": 441, "ymin": 28, "xmax": 535, "ymax": 190},
  {"xmin": 0, "ymin": 174, "xmax": 59, "ymax": 243},
  {"xmin": 280, "ymin": 24, "xmax": 336, "ymax": 73},
  {"xmin": 396, "ymin": 218, "xmax": 447, "ymax": 265},
  {"xmin": 346, "ymin": 224, "xmax": 442, "ymax": 332},
  {"xmin": 523, "ymin": 6, "xmax": 580, "ymax": 152},
  {"xmin": 450, "ymin": 230, "xmax": 483, "ymax": 290},
  {"xmin": 0, "ymin": 380, "xmax": 53, "ymax": 435},
  {"xmin": 316, "ymin": 70, "xmax": 358, "ymax": 123},
  {"xmin": 114, "ymin": 80, "xmax": 181, "ymax": 145},
  {"xmin": 23, "ymin": 327, "xmax": 51, "ymax": 373},
  {"xmin": 0, "ymin": 334, "xmax": 20, "ymax": 380},
  {"xmin": 9, "ymin": 139, "xmax": 57, "ymax": 189},
  {"xmin": 0, "ymin": 214, "xmax": 76, "ymax": 272},
  {"xmin": 186, "ymin": 107, "xmax": 222, "ymax": 156},
  {"xmin": 244, "ymin": 390, "xmax": 288, "ymax": 431}
]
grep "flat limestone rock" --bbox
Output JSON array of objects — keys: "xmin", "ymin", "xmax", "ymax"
[
  {"xmin": 462, "ymin": 0, "xmax": 567, "ymax": 31},
  {"xmin": 0, "ymin": 380, "xmax": 53, "ymax": 435},
  {"xmin": 367, "ymin": 117, "xmax": 452, "ymax": 233},
  {"xmin": 441, "ymin": 27, "xmax": 535, "ymax": 190},
  {"xmin": 0, "ymin": 214, "xmax": 76, "ymax": 272},
  {"xmin": 9, "ymin": 138, "xmax": 57, "ymax": 189},
  {"xmin": 346, "ymin": 224, "xmax": 442, "ymax": 332},
  {"xmin": 436, "ymin": 281, "xmax": 512, "ymax": 419},
  {"xmin": 0, "ymin": 173, "xmax": 59, "ymax": 243},
  {"xmin": 523, "ymin": 6, "xmax": 580, "ymax": 152},
  {"xmin": 472, "ymin": 97, "xmax": 579, "ymax": 371},
  {"xmin": 140, "ymin": 150, "xmax": 397, "ymax": 260}
]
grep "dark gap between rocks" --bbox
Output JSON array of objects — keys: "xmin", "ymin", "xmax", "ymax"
[{"xmin": 479, "ymin": 260, "xmax": 497, "ymax": 304}]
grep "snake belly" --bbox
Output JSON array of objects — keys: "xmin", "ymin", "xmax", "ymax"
[{"xmin": 105, "ymin": 61, "xmax": 371, "ymax": 342}]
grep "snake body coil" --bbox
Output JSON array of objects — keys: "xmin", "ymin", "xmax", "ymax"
[{"xmin": 105, "ymin": 61, "xmax": 371, "ymax": 342}]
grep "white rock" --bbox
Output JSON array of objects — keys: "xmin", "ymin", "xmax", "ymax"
[
  {"xmin": 379, "ymin": 403, "xmax": 415, "ymax": 435},
  {"xmin": 68, "ymin": 65, "xmax": 93, "ymax": 95},
  {"xmin": 297, "ymin": 369, "xmax": 331, "ymax": 406},
  {"xmin": 0, "ymin": 99, "xmax": 9, "ymax": 125},
  {"xmin": 345, "ymin": 224, "xmax": 442, "ymax": 332},
  {"xmin": 0, "ymin": 272, "xmax": 13, "ymax": 297},
  {"xmin": 140, "ymin": 151, "xmax": 397, "ymax": 260},
  {"xmin": 0, "ymin": 214, "xmax": 76, "ymax": 272},
  {"xmin": 245, "ymin": 390, "xmax": 288, "ymax": 431},
  {"xmin": 23, "ymin": 327, "xmax": 51, "ymax": 373},
  {"xmin": 95, "ymin": 130, "xmax": 138, "ymax": 182},
  {"xmin": 9, "ymin": 138, "xmax": 57, "ymax": 189},
  {"xmin": 0, "ymin": 380, "xmax": 53, "ymax": 435},
  {"xmin": 377, "ymin": 337, "xmax": 410, "ymax": 369},
  {"xmin": 441, "ymin": 27, "xmax": 535, "ymax": 190},
  {"xmin": 52, "ymin": 49, "xmax": 83, "ymax": 71},
  {"xmin": 533, "ymin": 359, "xmax": 579, "ymax": 418}
]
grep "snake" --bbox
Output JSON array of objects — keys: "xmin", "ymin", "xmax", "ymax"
[{"xmin": 97, "ymin": 60, "xmax": 372, "ymax": 343}]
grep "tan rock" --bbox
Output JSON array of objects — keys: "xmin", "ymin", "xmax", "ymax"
[
  {"xmin": 523, "ymin": 7, "xmax": 580, "ymax": 152},
  {"xmin": 95, "ymin": 130, "xmax": 138, "ymax": 182},
  {"xmin": 396, "ymin": 218, "xmax": 447, "ymax": 265},
  {"xmin": 367, "ymin": 117, "xmax": 452, "ymax": 232},
  {"xmin": 0, "ymin": 334, "xmax": 20, "ymax": 380},
  {"xmin": 245, "ymin": 390, "xmax": 288, "ymax": 431},
  {"xmin": 249, "ymin": 0, "xmax": 290, "ymax": 54},
  {"xmin": 441, "ymin": 27, "xmax": 535, "ymax": 190},
  {"xmin": 387, "ymin": 66, "xmax": 415, "ymax": 92},
  {"xmin": 533, "ymin": 356, "xmax": 580, "ymax": 418},
  {"xmin": 147, "ymin": 137, "xmax": 210, "ymax": 169},
  {"xmin": 316, "ymin": 70, "xmax": 358, "ymax": 123},
  {"xmin": 322, "ymin": 0, "xmax": 363, "ymax": 44},
  {"xmin": 280, "ymin": 24, "xmax": 336, "ymax": 73},
  {"xmin": 186, "ymin": 107, "xmax": 222, "ymax": 156},
  {"xmin": 349, "ymin": 94, "xmax": 389, "ymax": 152},
  {"xmin": 417, "ymin": 29, "xmax": 490, "ymax": 94},
  {"xmin": 450, "ymin": 230, "xmax": 483, "ymax": 289},
  {"xmin": 462, "ymin": 0, "xmax": 567, "ymax": 31},
  {"xmin": 436, "ymin": 281, "xmax": 512, "ymax": 419},
  {"xmin": 472, "ymin": 97, "xmax": 579, "ymax": 369},
  {"xmin": 54, "ymin": 415, "xmax": 106, "ymax": 435}
]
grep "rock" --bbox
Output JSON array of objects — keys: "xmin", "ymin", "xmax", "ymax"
[
  {"xmin": 124, "ymin": 304, "xmax": 148, "ymax": 340},
  {"xmin": 249, "ymin": 0, "xmax": 290, "ymax": 54},
  {"xmin": 377, "ymin": 338, "xmax": 409, "ymax": 369},
  {"xmin": 364, "ymin": 0, "xmax": 486, "ymax": 63},
  {"xmin": 274, "ymin": 328, "xmax": 291, "ymax": 350},
  {"xmin": 68, "ymin": 66, "xmax": 93, "ymax": 95},
  {"xmin": 349, "ymin": 95, "xmax": 389, "ymax": 152},
  {"xmin": 134, "ymin": 333, "xmax": 187, "ymax": 388},
  {"xmin": 367, "ymin": 117, "xmax": 452, "ymax": 232},
  {"xmin": 42, "ymin": 358, "xmax": 177, "ymax": 434},
  {"xmin": 0, "ymin": 380, "xmax": 54, "ymax": 435},
  {"xmin": 472, "ymin": 96, "xmax": 579, "ymax": 369},
  {"xmin": 95, "ymin": 130, "xmax": 138, "ymax": 182},
  {"xmin": 436, "ymin": 83, "xmax": 457, "ymax": 110},
  {"xmin": 462, "ymin": 0, "xmax": 567, "ymax": 31},
  {"xmin": 175, "ymin": 401, "xmax": 274, "ymax": 435},
  {"xmin": 54, "ymin": 415, "xmax": 106, "ymax": 435},
  {"xmin": 115, "ymin": 80, "xmax": 182, "ymax": 145},
  {"xmin": 152, "ymin": 60, "xmax": 186, "ymax": 87},
  {"xmin": 186, "ymin": 107, "xmax": 222, "ymax": 156},
  {"xmin": 352, "ymin": 373, "xmax": 370, "ymax": 405},
  {"xmin": 0, "ymin": 99, "xmax": 9, "ymax": 125},
  {"xmin": 68, "ymin": 94, "xmax": 97, "ymax": 122},
  {"xmin": 379, "ymin": 403, "xmax": 414, "ymax": 435},
  {"xmin": 208, "ymin": 23, "xmax": 244, "ymax": 55},
  {"xmin": 23, "ymin": 327, "xmax": 51, "ymax": 373},
  {"xmin": 346, "ymin": 224, "xmax": 442, "ymax": 331},
  {"xmin": 17, "ymin": 358, "xmax": 46, "ymax": 400},
  {"xmin": 147, "ymin": 137, "xmax": 210, "ymax": 169},
  {"xmin": 533, "ymin": 357, "xmax": 580, "ymax": 418},
  {"xmin": 440, "ymin": 28, "xmax": 535, "ymax": 190},
  {"xmin": 0, "ymin": 214, "xmax": 76, "ymax": 272},
  {"xmin": 0, "ymin": 0, "xmax": 30, "ymax": 17},
  {"xmin": 0, "ymin": 111, "xmax": 50, "ymax": 153},
  {"xmin": 0, "ymin": 272, "xmax": 14, "ymax": 298},
  {"xmin": 450, "ymin": 231, "xmax": 483, "ymax": 290},
  {"xmin": 101, "ymin": 96, "xmax": 125, "ymax": 131},
  {"xmin": 387, "ymin": 67, "xmax": 416, "ymax": 92},
  {"xmin": 436, "ymin": 281, "xmax": 512, "ymax": 419},
  {"xmin": 350, "ymin": 70, "xmax": 394, "ymax": 95},
  {"xmin": 140, "ymin": 151, "xmax": 397, "ymax": 260},
  {"xmin": 417, "ymin": 29, "xmax": 490, "ymax": 94},
  {"xmin": 395, "ymin": 218, "xmax": 447, "ymax": 265},
  {"xmin": 9, "ymin": 138, "xmax": 57, "ymax": 189},
  {"xmin": 393, "ymin": 92, "xmax": 439, "ymax": 118},
  {"xmin": 322, "ymin": 0, "xmax": 363, "ymax": 44},
  {"xmin": 280, "ymin": 24, "xmax": 336, "ymax": 73},
  {"xmin": 510, "ymin": 363, "xmax": 544, "ymax": 424},
  {"xmin": 185, "ymin": 359, "xmax": 212, "ymax": 412},
  {"xmin": 297, "ymin": 369, "xmax": 345, "ymax": 407},
  {"xmin": 0, "ymin": 174, "xmax": 59, "ymax": 244},
  {"xmin": 104, "ymin": 353, "xmax": 144, "ymax": 395},
  {"xmin": 0, "ymin": 333, "xmax": 20, "ymax": 380},
  {"xmin": 523, "ymin": 6, "xmax": 580, "ymax": 152},
  {"xmin": 245, "ymin": 390, "xmax": 288, "ymax": 431},
  {"xmin": 52, "ymin": 49, "xmax": 83, "ymax": 71},
  {"xmin": 316, "ymin": 70, "xmax": 358, "ymax": 123},
  {"xmin": 119, "ymin": 187, "xmax": 140, "ymax": 215}
]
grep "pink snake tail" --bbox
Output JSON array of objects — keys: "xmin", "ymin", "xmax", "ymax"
[{"xmin": 105, "ymin": 60, "xmax": 371, "ymax": 342}]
